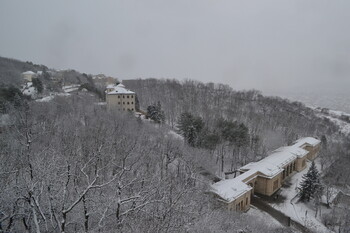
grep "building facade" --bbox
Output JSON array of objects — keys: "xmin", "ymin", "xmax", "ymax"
[
  {"xmin": 211, "ymin": 137, "xmax": 321, "ymax": 212},
  {"xmin": 22, "ymin": 71, "xmax": 36, "ymax": 82},
  {"xmin": 106, "ymin": 84, "xmax": 136, "ymax": 112}
]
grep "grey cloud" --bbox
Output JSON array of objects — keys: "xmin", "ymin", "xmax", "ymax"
[{"xmin": 0, "ymin": 0, "xmax": 349, "ymax": 93}]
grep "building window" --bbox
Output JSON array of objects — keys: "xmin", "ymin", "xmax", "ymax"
[
  {"xmin": 123, "ymin": 96, "xmax": 125, "ymax": 98},
  {"xmin": 118, "ymin": 102, "xmax": 120, "ymax": 104},
  {"xmin": 287, "ymin": 165, "xmax": 290, "ymax": 175},
  {"xmin": 127, "ymin": 95, "xmax": 129, "ymax": 98},
  {"xmin": 118, "ymin": 96, "xmax": 120, "ymax": 98},
  {"xmin": 127, "ymin": 102, "xmax": 129, "ymax": 104},
  {"xmin": 132, "ymin": 108, "xmax": 134, "ymax": 111},
  {"xmin": 273, "ymin": 179, "xmax": 279, "ymax": 191},
  {"xmin": 131, "ymin": 95, "xmax": 134, "ymax": 98},
  {"xmin": 131, "ymin": 102, "xmax": 133, "ymax": 104}
]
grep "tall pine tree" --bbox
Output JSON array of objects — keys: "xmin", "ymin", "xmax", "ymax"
[
  {"xmin": 177, "ymin": 112, "xmax": 204, "ymax": 147},
  {"xmin": 146, "ymin": 101, "xmax": 165, "ymax": 123},
  {"xmin": 298, "ymin": 161, "xmax": 323, "ymax": 202}
]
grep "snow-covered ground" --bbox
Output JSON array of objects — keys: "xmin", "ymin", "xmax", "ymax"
[
  {"xmin": 265, "ymin": 90, "xmax": 350, "ymax": 114},
  {"xmin": 327, "ymin": 110, "xmax": 350, "ymax": 118},
  {"xmin": 268, "ymin": 159, "xmax": 333, "ymax": 233},
  {"xmin": 36, "ymin": 93, "xmax": 70, "ymax": 102},
  {"xmin": 62, "ymin": 84, "xmax": 80, "ymax": 93},
  {"xmin": 167, "ymin": 130, "xmax": 183, "ymax": 140},
  {"xmin": 23, "ymin": 86, "xmax": 36, "ymax": 96},
  {"xmin": 313, "ymin": 108, "xmax": 350, "ymax": 136},
  {"xmin": 246, "ymin": 206, "xmax": 285, "ymax": 229},
  {"xmin": 132, "ymin": 112, "xmax": 184, "ymax": 141},
  {"xmin": 22, "ymin": 82, "xmax": 37, "ymax": 97},
  {"xmin": 95, "ymin": 102, "xmax": 107, "ymax": 106}
]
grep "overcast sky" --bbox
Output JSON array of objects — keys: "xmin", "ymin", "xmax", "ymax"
[{"xmin": 1, "ymin": 0, "xmax": 350, "ymax": 93}]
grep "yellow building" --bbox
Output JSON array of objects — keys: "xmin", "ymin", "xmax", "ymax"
[
  {"xmin": 211, "ymin": 137, "xmax": 321, "ymax": 211},
  {"xmin": 22, "ymin": 71, "xmax": 36, "ymax": 82},
  {"xmin": 106, "ymin": 83, "xmax": 136, "ymax": 112}
]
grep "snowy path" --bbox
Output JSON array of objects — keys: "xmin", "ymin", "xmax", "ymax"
[
  {"xmin": 246, "ymin": 206, "xmax": 286, "ymax": 230},
  {"xmin": 267, "ymin": 159, "xmax": 333, "ymax": 233}
]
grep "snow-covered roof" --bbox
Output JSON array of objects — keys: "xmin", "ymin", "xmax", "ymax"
[
  {"xmin": 293, "ymin": 137, "xmax": 321, "ymax": 147},
  {"xmin": 211, "ymin": 137, "xmax": 320, "ymax": 203},
  {"xmin": 212, "ymin": 177, "xmax": 253, "ymax": 203},
  {"xmin": 106, "ymin": 84, "xmax": 135, "ymax": 95},
  {"xmin": 22, "ymin": 71, "xmax": 35, "ymax": 75},
  {"xmin": 106, "ymin": 84, "xmax": 116, "ymax": 89},
  {"xmin": 249, "ymin": 146, "xmax": 309, "ymax": 177}
]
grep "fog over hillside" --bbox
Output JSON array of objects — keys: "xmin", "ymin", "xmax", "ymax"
[
  {"xmin": 1, "ymin": 0, "xmax": 350, "ymax": 96},
  {"xmin": 1, "ymin": 1, "xmax": 350, "ymax": 232},
  {"xmin": 265, "ymin": 90, "xmax": 350, "ymax": 114}
]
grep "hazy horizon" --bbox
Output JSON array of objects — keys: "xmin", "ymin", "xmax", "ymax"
[{"xmin": 1, "ymin": 0, "xmax": 350, "ymax": 95}]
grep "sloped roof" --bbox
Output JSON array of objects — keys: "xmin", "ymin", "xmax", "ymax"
[
  {"xmin": 22, "ymin": 71, "xmax": 35, "ymax": 75},
  {"xmin": 211, "ymin": 173, "xmax": 253, "ymax": 203},
  {"xmin": 293, "ymin": 137, "xmax": 321, "ymax": 147},
  {"xmin": 106, "ymin": 83, "xmax": 135, "ymax": 94}
]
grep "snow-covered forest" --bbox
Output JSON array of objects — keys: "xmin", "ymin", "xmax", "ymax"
[
  {"xmin": 1, "ymin": 94, "xmax": 296, "ymax": 233},
  {"xmin": 1, "ymin": 57, "xmax": 350, "ymax": 232},
  {"xmin": 124, "ymin": 79, "xmax": 349, "ymax": 175}
]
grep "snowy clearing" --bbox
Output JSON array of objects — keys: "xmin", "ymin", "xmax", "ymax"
[
  {"xmin": 167, "ymin": 130, "xmax": 183, "ymax": 140},
  {"xmin": 313, "ymin": 108, "xmax": 350, "ymax": 136},
  {"xmin": 21, "ymin": 82, "xmax": 37, "ymax": 97},
  {"xmin": 62, "ymin": 84, "xmax": 80, "ymax": 93},
  {"xmin": 268, "ymin": 159, "xmax": 333, "ymax": 233},
  {"xmin": 36, "ymin": 93, "xmax": 70, "ymax": 102},
  {"xmin": 247, "ymin": 206, "xmax": 286, "ymax": 229}
]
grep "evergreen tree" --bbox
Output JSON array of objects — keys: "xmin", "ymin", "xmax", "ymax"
[
  {"xmin": 146, "ymin": 101, "xmax": 165, "ymax": 123},
  {"xmin": 135, "ymin": 95, "xmax": 140, "ymax": 111},
  {"xmin": 199, "ymin": 130, "xmax": 221, "ymax": 150},
  {"xmin": 298, "ymin": 161, "xmax": 323, "ymax": 202},
  {"xmin": 177, "ymin": 112, "xmax": 204, "ymax": 147},
  {"xmin": 216, "ymin": 119, "xmax": 249, "ymax": 147},
  {"xmin": 32, "ymin": 77, "xmax": 43, "ymax": 93},
  {"xmin": 0, "ymin": 86, "xmax": 25, "ymax": 113}
]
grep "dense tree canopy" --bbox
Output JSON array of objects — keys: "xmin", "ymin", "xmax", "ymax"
[{"xmin": 0, "ymin": 95, "xmax": 292, "ymax": 232}]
